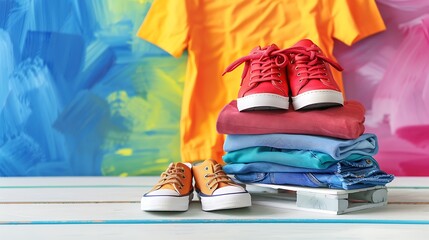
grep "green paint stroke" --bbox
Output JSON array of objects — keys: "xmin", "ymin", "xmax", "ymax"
[
  {"xmin": 102, "ymin": 55, "xmax": 187, "ymax": 176},
  {"xmin": 99, "ymin": 0, "xmax": 187, "ymax": 176}
]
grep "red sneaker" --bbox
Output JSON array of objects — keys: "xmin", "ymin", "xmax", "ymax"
[
  {"xmin": 223, "ymin": 44, "xmax": 289, "ymax": 111},
  {"xmin": 283, "ymin": 39, "xmax": 344, "ymax": 110}
]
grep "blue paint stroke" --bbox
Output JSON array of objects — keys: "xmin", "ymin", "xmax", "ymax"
[
  {"xmin": 22, "ymin": 31, "xmax": 85, "ymax": 102},
  {"xmin": 54, "ymin": 90, "xmax": 110, "ymax": 176},
  {"xmin": 0, "ymin": 134, "xmax": 46, "ymax": 176},
  {"xmin": 0, "ymin": 0, "xmax": 111, "ymax": 176},
  {"xmin": 14, "ymin": 58, "xmax": 67, "ymax": 158},
  {"xmin": 31, "ymin": 0, "xmax": 83, "ymax": 35},
  {"xmin": 2, "ymin": 0, "xmax": 32, "ymax": 63},
  {"xmin": 0, "ymin": 89, "xmax": 31, "ymax": 146},
  {"xmin": 0, "ymin": 1, "xmax": 14, "ymax": 28},
  {"xmin": 0, "ymin": 30, "xmax": 14, "ymax": 110},
  {"xmin": 1, "ymin": 57, "xmax": 72, "ymax": 176},
  {"xmin": 74, "ymin": 40, "xmax": 115, "ymax": 94}
]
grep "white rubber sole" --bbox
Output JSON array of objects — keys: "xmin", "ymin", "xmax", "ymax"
[
  {"xmin": 198, "ymin": 192, "xmax": 252, "ymax": 211},
  {"xmin": 292, "ymin": 89, "xmax": 344, "ymax": 110},
  {"xmin": 237, "ymin": 93, "xmax": 289, "ymax": 112},
  {"xmin": 141, "ymin": 193, "xmax": 193, "ymax": 211}
]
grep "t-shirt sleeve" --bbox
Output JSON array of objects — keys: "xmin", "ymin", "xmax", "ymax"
[
  {"xmin": 136, "ymin": 0, "xmax": 189, "ymax": 57},
  {"xmin": 330, "ymin": 0, "xmax": 386, "ymax": 46}
]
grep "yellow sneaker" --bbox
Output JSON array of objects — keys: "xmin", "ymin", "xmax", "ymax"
[
  {"xmin": 141, "ymin": 162, "xmax": 193, "ymax": 211},
  {"xmin": 192, "ymin": 159, "xmax": 251, "ymax": 211}
]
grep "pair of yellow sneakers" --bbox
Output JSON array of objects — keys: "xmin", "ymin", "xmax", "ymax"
[{"xmin": 141, "ymin": 159, "xmax": 251, "ymax": 211}]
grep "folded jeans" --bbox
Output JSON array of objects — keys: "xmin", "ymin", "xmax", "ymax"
[
  {"xmin": 233, "ymin": 165, "xmax": 394, "ymax": 190},
  {"xmin": 223, "ymin": 157, "xmax": 380, "ymax": 174}
]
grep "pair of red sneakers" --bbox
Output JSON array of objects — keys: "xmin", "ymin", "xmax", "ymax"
[{"xmin": 223, "ymin": 39, "xmax": 344, "ymax": 111}]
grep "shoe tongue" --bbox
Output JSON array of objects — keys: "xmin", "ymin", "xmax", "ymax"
[
  {"xmin": 157, "ymin": 162, "xmax": 186, "ymax": 192},
  {"xmin": 202, "ymin": 159, "xmax": 231, "ymax": 189},
  {"xmin": 202, "ymin": 159, "xmax": 217, "ymax": 171},
  {"xmin": 176, "ymin": 162, "xmax": 191, "ymax": 170},
  {"xmin": 160, "ymin": 183, "xmax": 176, "ymax": 191},
  {"xmin": 262, "ymin": 44, "xmax": 279, "ymax": 50},
  {"xmin": 250, "ymin": 46, "xmax": 262, "ymax": 53},
  {"xmin": 250, "ymin": 44, "xmax": 279, "ymax": 54},
  {"xmin": 293, "ymin": 39, "xmax": 315, "ymax": 48}
]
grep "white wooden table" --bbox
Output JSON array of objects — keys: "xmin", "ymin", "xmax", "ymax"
[{"xmin": 1, "ymin": 177, "xmax": 428, "ymax": 239}]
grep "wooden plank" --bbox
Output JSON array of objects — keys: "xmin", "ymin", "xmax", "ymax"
[
  {"xmin": 0, "ymin": 177, "xmax": 159, "ymax": 187},
  {"xmin": 388, "ymin": 188, "xmax": 429, "ymax": 203},
  {"xmin": 0, "ymin": 187, "xmax": 143, "ymax": 203},
  {"xmin": 1, "ymin": 202, "xmax": 429, "ymax": 223},
  {"xmin": 1, "ymin": 176, "xmax": 427, "ymax": 187},
  {"xmin": 1, "ymin": 187, "xmax": 428, "ymax": 203},
  {"xmin": 0, "ymin": 177, "xmax": 428, "ymax": 239},
  {"xmin": 1, "ymin": 224, "xmax": 429, "ymax": 240},
  {"xmin": 1, "ymin": 224, "xmax": 428, "ymax": 240},
  {"xmin": 1, "ymin": 178, "xmax": 429, "ymax": 204},
  {"xmin": 0, "ymin": 177, "xmax": 155, "ymax": 203},
  {"xmin": 387, "ymin": 177, "xmax": 429, "ymax": 187}
]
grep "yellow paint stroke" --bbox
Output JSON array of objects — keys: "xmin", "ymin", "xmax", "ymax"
[
  {"xmin": 155, "ymin": 158, "xmax": 169, "ymax": 164},
  {"xmin": 115, "ymin": 148, "xmax": 133, "ymax": 156}
]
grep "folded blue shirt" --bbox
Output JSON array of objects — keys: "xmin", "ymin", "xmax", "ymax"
[{"xmin": 224, "ymin": 133, "xmax": 378, "ymax": 160}]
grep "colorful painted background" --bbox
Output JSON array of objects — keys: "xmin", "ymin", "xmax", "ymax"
[
  {"xmin": 0, "ymin": 0, "xmax": 428, "ymax": 176},
  {"xmin": 0, "ymin": 0, "xmax": 186, "ymax": 176}
]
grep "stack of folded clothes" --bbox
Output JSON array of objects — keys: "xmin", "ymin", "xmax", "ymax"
[
  {"xmin": 217, "ymin": 100, "xmax": 394, "ymax": 190},
  {"xmin": 217, "ymin": 39, "xmax": 394, "ymax": 190}
]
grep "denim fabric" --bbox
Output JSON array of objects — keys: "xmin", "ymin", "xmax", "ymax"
[
  {"xmin": 234, "ymin": 171, "xmax": 393, "ymax": 190},
  {"xmin": 233, "ymin": 158, "xmax": 394, "ymax": 190},
  {"xmin": 223, "ymin": 158, "xmax": 379, "ymax": 174},
  {"xmin": 224, "ymin": 133, "xmax": 378, "ymax": 160},
  {"xmin": 222, "ymin": 146, "xmax": 366, "ymax": 169}
]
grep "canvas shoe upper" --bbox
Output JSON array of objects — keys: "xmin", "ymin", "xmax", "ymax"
[
  {"xmin": 192, "ymin": 159, "xmax": 251, "ymax": 211},
  {"xmin": 141, "ymin": 162, "xmax": 193, "ymax": 211},
  {"xmin": 282, "ymin": 39, "xmax": 344, "ymax": 110},
  {"xmin": 223, "ymin": 44, "xmax": 289, "ymax": 111}
]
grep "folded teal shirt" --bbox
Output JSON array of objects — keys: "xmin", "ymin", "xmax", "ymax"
[{"xmin": 222, "ymin": 146, "xmax": 366, "ymax": 169}]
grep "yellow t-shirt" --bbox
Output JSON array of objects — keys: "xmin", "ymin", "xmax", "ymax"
[{"xmin": 137, "ymin": 0, "xmax": 385, "ymax": 164}]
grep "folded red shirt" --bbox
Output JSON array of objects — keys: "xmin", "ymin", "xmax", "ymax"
[{"xmin": 216, "ymin": 100, "xmax": 365, "ymax": 139}]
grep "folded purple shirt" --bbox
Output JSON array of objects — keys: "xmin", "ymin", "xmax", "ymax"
[{"xmin": 216, "ymin": 100, "xmax": 365, "ymax": 139}]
